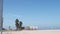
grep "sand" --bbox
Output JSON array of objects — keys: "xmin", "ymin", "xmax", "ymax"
[{"xmin": 2, "ymin": 30, "xmax": 60, "ymax": 34}]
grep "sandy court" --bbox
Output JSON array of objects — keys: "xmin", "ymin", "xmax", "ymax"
[{"xmin": 2, "ymin": 30, "xmax": 60, "ymax": 34}]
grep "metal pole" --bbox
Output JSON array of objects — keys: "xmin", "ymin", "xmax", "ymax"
[{"xmin": 0, "ymin": 0, "xmax": 3, "ymax": 34}]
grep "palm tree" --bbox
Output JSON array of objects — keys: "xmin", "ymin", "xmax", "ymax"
[
  {"xmin": 19, "ymin": 21, "xmax": 23, "ymax": 30},
  {"xmin": 15, "ymin": 19, "xmax": 19, "ymax": 30}
]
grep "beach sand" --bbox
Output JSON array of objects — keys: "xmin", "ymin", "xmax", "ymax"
[{"xmin": 3, "ymin": 30, "xmax": 60, "ymax": 34}]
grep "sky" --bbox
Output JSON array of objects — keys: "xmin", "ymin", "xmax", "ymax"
[{"xmin": 3, "ymin": 0, "xmax": 60, "ymax": 29}]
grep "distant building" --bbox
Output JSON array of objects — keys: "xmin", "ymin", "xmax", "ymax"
[
  {"xmin": 25, "ymin": 26, "xmax": 38, "ymax": 30},
  {"xmin": 25, "ymin": 26, "xmax": 30, "ymax": 30}
]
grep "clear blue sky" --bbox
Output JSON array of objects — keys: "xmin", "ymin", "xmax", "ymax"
[{"xmin": 3, "ymin": 0, "xmax": 60, "ymax": 29}]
